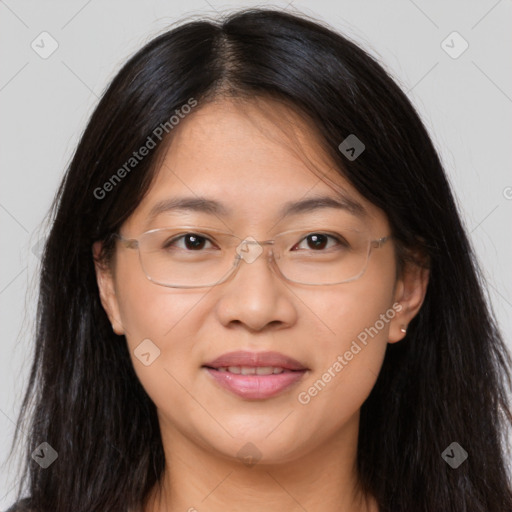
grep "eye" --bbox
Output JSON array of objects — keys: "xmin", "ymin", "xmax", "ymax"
[
  {"xmin": 164, "ymin": 233, "xmax": 216, "ymax": 251},
  {"xmin": 293, "ymin": 233, "xmax": 348, "ymax": 251}
]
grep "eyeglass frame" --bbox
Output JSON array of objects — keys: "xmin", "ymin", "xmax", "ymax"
[{"xmin": 114, "ymin": 225, "xmax": 391, "ymax": 289}]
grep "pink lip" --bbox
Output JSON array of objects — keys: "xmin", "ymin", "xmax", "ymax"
[
  {"xmin": 204, "ymin": 368, "xmax": 307, "ymax": 400},
  {"xmin": 202, "ymin": 351, "xmax": 309, "ymax": 400}
]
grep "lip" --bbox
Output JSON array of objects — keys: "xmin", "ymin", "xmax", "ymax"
[
  {"xmin": 203, "ymin": 350, "xmax": 308, "ymax": 370},
  {"xmin": 204, "ymin": 368, "xmax": 307, "ymax": 400},
  {"xmin": 202, "ymin": 350, "xmax": 309, "ymax": 400}
]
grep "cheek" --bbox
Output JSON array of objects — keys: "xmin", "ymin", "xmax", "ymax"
[
  {"xmin": 113, "ymin": 254, "xmax": 205, "ymax": 392},
  {"xmin": 295, "ymin": 263, "xmax": 396, "ymax": 419},
  {"xmin": 306, "ymin": 262, "xmax": 396, "ymax": 359},
  {"xmin": 114, "ymin": 249, "xmax": 199, "ymax": 340}
]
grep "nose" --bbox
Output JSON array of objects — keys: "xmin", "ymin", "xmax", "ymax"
[{"xmin": 213, "ymin": 240, "xmax": 297, "ymax": 332}]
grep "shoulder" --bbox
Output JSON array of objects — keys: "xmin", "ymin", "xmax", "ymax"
[
  {"xmin": 5, "ymin": 498, "xmax": 34, "ymax": 512},
  {"xmin": 5, "ymin": 499, "xmax": 140, "ymax": 512}
]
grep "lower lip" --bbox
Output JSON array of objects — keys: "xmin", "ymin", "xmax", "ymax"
[{"xmin": 203, "ymin": 368, "xmax": 307, "ymax": 400}]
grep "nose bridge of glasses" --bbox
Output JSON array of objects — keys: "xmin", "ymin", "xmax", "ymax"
[{"xmin": 233, "ymin": 235, "xmax": 277, "ymax": 267}]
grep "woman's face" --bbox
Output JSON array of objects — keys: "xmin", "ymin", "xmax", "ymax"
[{"xmin": 95, "ymin": 98, "xmax": 424, "ymax": 466}]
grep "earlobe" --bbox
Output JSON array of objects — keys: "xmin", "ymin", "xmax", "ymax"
[
  {"xmin": 92, "ymin": 241, "xmax": 125, "ymax": 335},
  {"xmin": 388, "ymin": 260, "xmax": 429, "ymax": 343}
]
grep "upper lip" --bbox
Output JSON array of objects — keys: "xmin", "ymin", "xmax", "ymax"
[{"xmin": 203, "ymin": 351, "xmax": 308, "ymax": 371}]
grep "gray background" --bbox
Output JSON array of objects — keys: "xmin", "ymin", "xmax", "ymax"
[{"xmin": 1, "ymin": 0, "xmax": 511, "ymax": 507}]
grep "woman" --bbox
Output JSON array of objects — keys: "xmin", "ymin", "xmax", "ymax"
[{"xmin": 6, "ymin": 7, "xmax": 512, "ymax": 512}]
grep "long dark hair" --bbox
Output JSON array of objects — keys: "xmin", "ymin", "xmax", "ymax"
[{"xmin": 5, "ymin": 8, "xmax": 512, "ymax": 512}]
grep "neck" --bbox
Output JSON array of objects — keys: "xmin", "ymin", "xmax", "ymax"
[{"xmin": 143, "ymin": 411, "xmax": 378, "ymax": 512}]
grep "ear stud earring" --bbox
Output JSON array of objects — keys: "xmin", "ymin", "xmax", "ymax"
[{"xmin": 400, "ymin": 325, "xmax": 407, "ymax": 334}]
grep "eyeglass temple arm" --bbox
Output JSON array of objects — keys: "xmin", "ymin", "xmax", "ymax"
[
  {"xmin": 372, "ymin": 235, "xmax": 390, "ymax": 248},
  {"xmin": 113, "ymin": 233, "xmax": 138, "ymax": 249}
]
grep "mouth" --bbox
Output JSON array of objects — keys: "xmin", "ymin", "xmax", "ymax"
[{"xmin": 202, "ymin": 351, "xmax": 309, "ymax": 400}]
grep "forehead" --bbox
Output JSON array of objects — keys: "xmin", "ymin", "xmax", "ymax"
[
  {"xmin": 157, "ymin": 97, "xmax": 343, "ymax": 190},
  {"xmin": 126, "ymin": 98, "xmax": 386, "ymax": 232}
]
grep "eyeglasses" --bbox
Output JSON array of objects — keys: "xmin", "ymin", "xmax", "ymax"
[{"xmin": 115, "ymin": 225, "xmax": 390, "ymax": 288}]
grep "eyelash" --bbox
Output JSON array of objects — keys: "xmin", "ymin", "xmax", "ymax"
[{"xmin": 165, "ymin": 232, "xmax": 349, "ymax": 251}]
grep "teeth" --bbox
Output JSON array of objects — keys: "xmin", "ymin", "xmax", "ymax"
[
  {"xmin": 216, "ymin": 366, "xmax": 288, "ymax": 375},
  {"xmin": 256, "ymin": 366, "xmax": 275, "ymax": 375}
]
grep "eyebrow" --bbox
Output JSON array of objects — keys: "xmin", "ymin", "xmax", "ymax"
[{"xmin": 147, "ymin": 193, "xmax": 367, "ymax": 223}]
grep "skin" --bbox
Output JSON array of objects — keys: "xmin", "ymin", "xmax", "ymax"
[{"xmin": 94, "ymin": 97, "xmax": 429, "ymax": 512}]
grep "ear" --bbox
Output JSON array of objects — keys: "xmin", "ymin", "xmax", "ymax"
[
  {"xmin": 388, "ymin": 257, "xmax": 429, "ymax": 343},
  {"xmin": 92, "ymin": 241, "xmax": 125, "ymax": 335}
]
